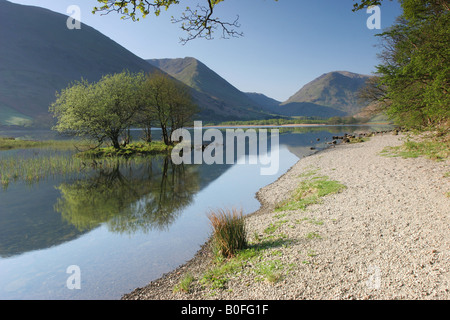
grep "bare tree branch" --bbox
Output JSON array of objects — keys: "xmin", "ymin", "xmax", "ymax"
[
  {"xmin": 172, "ymin": 3, "xmax": 243, "ymax": 44},
  {"xmin": 92, "ymin": 0, "xmax": 243, "ymax": 43}
]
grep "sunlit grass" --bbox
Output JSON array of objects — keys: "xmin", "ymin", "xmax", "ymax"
[
  {"xmin": 173, "ymin": 273, "xmax": 195, "ymax": 293},
  {"xmin": 0, "ymin": 136, "xmax": 77, "ymax": 150},
  {"xmin": 77, "ymin": 141, "xmax": 172, "ymax": 159},
  {"xmin": 381, "ymin": 139, "xmax": 449, "ymax": 161},
  {"xmin": 275, "ymin": 172, "xmax": 346, "ymax": 212}
]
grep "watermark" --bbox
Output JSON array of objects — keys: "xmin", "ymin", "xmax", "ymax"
[
  {"xmin": 171, "ymin": 121, "xmax": 280, "ymax": 176},
  {"xmin": 67, "ymin": 5, "xmax": 81, "ymax": 30},
  {"xmin": 66, "ymin": 265, "xmax": 81, "ymax": 290},
  {"xmin": 366, "ymin": 265, "xmax": 381, "ymax": 289},
  {"xmin": 366, "ymin": 5, "xmax": 381, "ymax": 30}
]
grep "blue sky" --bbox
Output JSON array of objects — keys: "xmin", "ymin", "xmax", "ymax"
[{"xmin": 9, "ymin": 0, "xmax": 402, "ymax": 101}]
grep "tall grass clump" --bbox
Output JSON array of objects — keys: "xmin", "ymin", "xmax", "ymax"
[{"xmin": 208, "ymin": 208, "xmax": 247, "ymax": 259}]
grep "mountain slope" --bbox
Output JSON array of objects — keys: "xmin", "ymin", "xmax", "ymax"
[
  {"xmin": 283, "ymin": 71, "xmax": 371, "ymax": 115},
  {"xmin": 245, "ymin": 92, "xmax": 281, "ymax": 113},
  {"xmin": 277, "ymin": 102, "xmax": 347, "ymax": 118},
  {"xmin": 147, "ymin": 57, "xmax": 273, "ymax": 121},
  {"xmin": 0, "ymin": 0, "xmax": 160, "ymax": 126}
]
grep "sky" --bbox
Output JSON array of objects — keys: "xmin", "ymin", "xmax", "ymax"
[{"xmin": 8, "ymin": 0, "xmax": 403, "ymax": 102}]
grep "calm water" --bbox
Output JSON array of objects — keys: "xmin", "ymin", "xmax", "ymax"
[{"xmin": 0, "ymin": 125, "xmax": 391, "ymax": 300}]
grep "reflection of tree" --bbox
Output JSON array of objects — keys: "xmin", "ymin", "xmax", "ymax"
[{"xmin": 54, "ymin": 156, "xmax": 200, "ymax": 234}]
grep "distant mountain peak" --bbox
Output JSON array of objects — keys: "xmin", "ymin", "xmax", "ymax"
[
  {"xmin": 147, "ymin": 57, "xmax": 272, "ymax": 120},
  {"xmin": 283, "ymin": 71, "xmax": 371, "ymax": 115}
]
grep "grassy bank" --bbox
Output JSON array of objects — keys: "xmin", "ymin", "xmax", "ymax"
[
  {"xmin": 172, "ymin": 169, "xmax": 346, "ymax": 295},
  {"xmin": 76, "ymin": 141, "xmax": 173, "ymax": 159},
  {"xmin": 380, "ymin": 132, "xmax": 449, "ymax": 162}
]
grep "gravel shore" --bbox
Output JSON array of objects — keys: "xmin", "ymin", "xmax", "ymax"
[{"xmin": 123, "ymin": 133, "xmax": 449, "ymax": 300}]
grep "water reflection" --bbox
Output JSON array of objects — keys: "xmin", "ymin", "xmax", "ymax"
[
  {"xmin": 55, "ymin": 157, "xmax": 200, "ymax": 234},
  {"xmin": 0, "ymin": 125, "xmax": 394, "ymax": 299}
]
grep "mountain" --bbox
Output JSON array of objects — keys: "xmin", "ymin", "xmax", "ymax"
[
  {"xmin": 244, "ymin": 92, "xmax": 281, "ymax": 112},
  {"xmin": 147, "ymin": 57, "xmax": 274, "ymax": 121},
  {"xmin": 0, "ymin": 0, "xmax": 375, "ymax": 126},
  {"xmin": 277, "ymin": 102, "xmax": 347, "ymax": 118},
  {"xmin": 0, "ymin": 0, "xmax": 161, "ymax": 127},
  {"xmin": 282, "ymin": 71, "xmax": 371, "ymax": 116}
]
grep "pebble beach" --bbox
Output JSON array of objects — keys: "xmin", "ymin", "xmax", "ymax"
[{"xmin": 123, "ymin": 132, "xmax": 449, "ymax": 300}]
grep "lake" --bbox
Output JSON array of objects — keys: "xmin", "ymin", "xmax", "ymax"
[{"xmin": 0, "ymin": 125, "xmax": 391, "ymax": 300}]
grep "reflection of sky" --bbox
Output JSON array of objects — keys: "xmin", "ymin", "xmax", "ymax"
[
  {"xmin": 0, "ymin": 126, "xmax": 392, "ymax": 299},
  {"xmin": 0, "ymin": 144, "xmax": 299, "ymax": 300}
]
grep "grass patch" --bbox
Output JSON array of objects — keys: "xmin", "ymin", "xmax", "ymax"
[
  {"xmin": 380, "ymin": 135, "xmax": 449, "ymax": 161},
  {"xmin": 263, "ymin": 220, "xmax": 288, "ymax": 235},
  {"xmin": 275, "ymin": 171, "xmax": 346, "ymax": 212},
  {"xmin": 198, "ymin": 236, "xmax": 293, "ymax": 292},
  {"xmin": 0, "ymin": 136, "xmax": 77, "ymax": 150},
  {"xmin": 77, "ymin": 141, "xmax": 172, "ymax": 159},
  {"xmin": 305, "ymin": 231, "xmax": 322, "ymax": 240},
  {"xmin": 200, "ymin": 247, "xmax": 259, "ymax": 290},
  {"xmin": 173, "ymin": 273, "xmax": 195, "ymax": 293},
  {"xmin": 254, "ymin": 260, "xmax": 284, "ymax": 283},
  {"xmin": 295, "ymin": 217, "xmax": 324, "ymax": 225}
]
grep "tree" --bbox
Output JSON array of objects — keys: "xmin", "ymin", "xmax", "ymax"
[
  {"xmin": 93, "ymin": 1, "xmax": 400, "ymax": 43},
  {"xmin": 140, "ymin": 72, "xmax": 199, "ymax": 145},
  {"xmin": 93, "ymin": 0, "xmax": 281, "ymax": 44},
  {"xmin": 352, "ymin": 0, "xmax": 391, "ymax": 12},
  {"xmin": 358, "ymin": 0, "xmax": 449, "ymax": 131},
  {"xmin": 50, "ymin": 71, "xmax": 146, "ymax": 149}
]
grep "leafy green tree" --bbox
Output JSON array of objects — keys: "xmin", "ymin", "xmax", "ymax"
[
  {"xmin": 140, "ymin": 72, "xmax": 198, "ymax": 145},
  {"xmin": 360, "ymin": 0, "xmax": 449, "ymax": 131},
  {"xmin": 50, "ymin": 71, "xmax": 146, "ymax": 149},
  {"xmin": 352, "ymin": 0, "xmax": 391, "ymax": 11}
]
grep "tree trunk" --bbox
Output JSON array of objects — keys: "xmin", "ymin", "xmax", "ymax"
[
  {"xmin": 142, "ymin": 127, "xmax": 152, "ymax": 143},
  {"xmin": 110, "ymin": 132, "xmax": 121, "ymax": 150},
  {"xmin": 161, "ymin": 124, "xmax": 170, "ymax": 146}
]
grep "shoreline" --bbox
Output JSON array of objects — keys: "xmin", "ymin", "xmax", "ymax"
[
  {"xmin": 122, "ymin": 132, "xmax": 449, "ymax": 300},
  {"xmin": 202, "ymin": 122, "xmax": 392, "ymax": 129}
]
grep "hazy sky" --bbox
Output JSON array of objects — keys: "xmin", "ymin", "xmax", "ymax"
[{"xmin": 8, "ymin": 0, "xmax": 402, "ymax": 101}]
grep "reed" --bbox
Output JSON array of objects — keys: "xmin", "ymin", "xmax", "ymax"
[
  {"xmin": 208, "ymin": 208, "xmax": 247, "ymax": 259},
  {"xmin": 0, "ymin": 136, "xmax": 78, "ymax": 150}
]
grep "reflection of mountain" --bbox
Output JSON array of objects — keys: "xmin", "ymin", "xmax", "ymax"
[
  {"xmin": 0, "ymin": 179, "xmax": 87, "ymax": 258},
  {"xmin": 55, "ymin": 157, "xmax": 201, "ymax": 234}
]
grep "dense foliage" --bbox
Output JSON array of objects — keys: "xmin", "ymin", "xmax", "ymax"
[
  {"xmin": 363, "ymin": 0, "xmax": 449, "ymax": 132},
  {"xmin": 50, "ymin": 71, "xmax": 198, "ymax": 149}
]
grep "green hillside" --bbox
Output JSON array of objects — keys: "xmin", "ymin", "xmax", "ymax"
[
  {"xmin": 0, "ymin": 0, "xmax": 376, "ymax": 127},
  {"xmin": 0, "ymin": 0, "xmax": 158, "ymax": 127},
  {"xmin": 147, "ymin": 57, "xmax": 274, "ymax": 121},
  {"xmin": 283, "ymin": 71, "xmax": 371, "ymax": 115}
]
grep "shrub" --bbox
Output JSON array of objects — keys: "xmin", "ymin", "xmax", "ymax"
[{"xmin": 208, "ymin": 208, "xmax": 247, "ymax": 259}]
